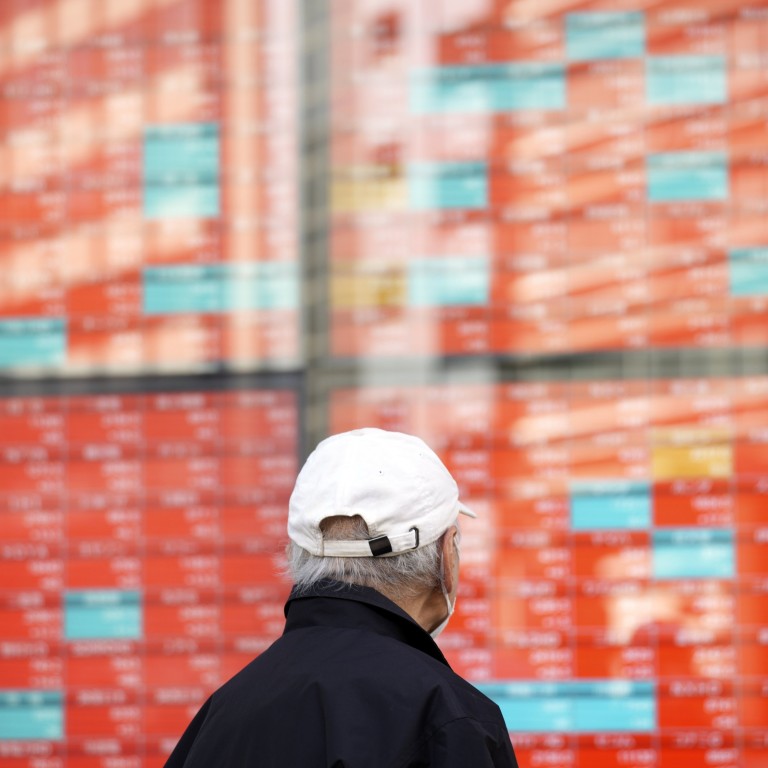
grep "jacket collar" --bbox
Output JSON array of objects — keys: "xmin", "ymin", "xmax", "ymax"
[{"xmin": 284, "ymin": 579, "xmax": 451, "ymax": 668}]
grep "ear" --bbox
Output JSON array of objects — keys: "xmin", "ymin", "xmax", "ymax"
[{"xmin": 441, "ymin": 525, "xmax": 459, "ymax": 595}]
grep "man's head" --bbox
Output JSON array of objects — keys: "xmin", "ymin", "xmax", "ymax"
[{"xmin": 285, "ymin": 428, "xmax": 475, "ymax": 633}]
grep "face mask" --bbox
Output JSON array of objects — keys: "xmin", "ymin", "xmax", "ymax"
[
  {"xmin": 429, "ymin": 533, "xmax": 460, "ymax": 640},
  {"xmin": 429, "ymin": 581, "xmax": 455, "ymax": 639}
]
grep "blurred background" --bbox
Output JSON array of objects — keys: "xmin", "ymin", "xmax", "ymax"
[{"xmin": 1, "ymin": 0, "xmax": 768, "ymax": 766}]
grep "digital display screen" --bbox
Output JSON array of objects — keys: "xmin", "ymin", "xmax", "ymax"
[
  {"xmin": 0, "ymin": 0, "xmax": 299, "ymax": 374},
  {"xmin": 0, "ymin": 383, "xmax": 298, "ymax": 767},
  {"xmin": 329, "ymin": 1, "xmax": 768, "ymax": 358},
  {"xmin": 331, "ymin": 378, "xmax": 768, "ymax": 767},
  {"xmin": 3, "ymin": 1, "xmax": 768, "ymax": 767}
]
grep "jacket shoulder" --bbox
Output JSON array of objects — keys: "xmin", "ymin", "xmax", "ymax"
[{"xmin": 396, "ymin": 713, "xmax": 519, "ymax": 768}]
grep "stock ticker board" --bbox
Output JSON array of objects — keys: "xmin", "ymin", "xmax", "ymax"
[
  {"xmin": 0, "ymin": 385, "xmax": 299, "ymax": 765},
  {"xmin": 329, "ymin": 1, "xmax": 768, "ymax": 357},
  {"xmin": 2, "ymin": 1, "xmax": 768, "ymax": 767},
  {"xmin": 0, "ymin": 0, "xmax": 299, "ymax": 374},
  {"xmin": 330, "ymin": 379, "xmax": 768, "ymax": 767}
]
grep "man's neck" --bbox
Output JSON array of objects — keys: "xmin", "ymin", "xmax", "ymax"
[{"xmin": 393, "ymin": 587, "xmax": 447, "ymax": 635}]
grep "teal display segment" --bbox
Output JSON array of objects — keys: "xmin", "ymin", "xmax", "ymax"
[
  {"xmin": 410, "ymin": 63, "xmax": 566, "ymax": 113},
  {"xmin": 64, "ymin": 590, "xmax": 142, "ymax": 641},
  {"xmin": 570, "ymin": 480, "xmax": 651, "ymax": 530},
  {"xmin": 647, "ymin": 152, "xmax": 728, "ymax": 202},
  {"xmin": 408, "ymin": 162, "xmax": 488, "ymax": 209},
  {"xmin": 729, "ymin": 248, "xmax": 768, "ymax": 296},
  {"xmin": 143, "ymin": 186, "xmax": 220, "ymax": 218},
  {"xmin": 652, "ymin": 528, "xmax": 734, "ymax": 579},
  {"xmin": 408, "ymin": 257, "xmax": 490, "ymax": 307},
  {"xmin": 646, "ymin": 56, "xmax": 727, "ymax": 105},
  {"xmin": 143, "ymin": 123, "xmax": 220, "ymax": 218},
  {"xmin": 0, "ymin": 319, "xmax": 66, "ymax": 368},
  {"xmin": 143, "ymin": 263, "xmax": 299, "ymax": 315},
  {"xmin": 144, "ymin": 123, "xmax": 220, "ymax": 180},
  {"xmin": 565, "ymin": 12, "xmax": 645, "ymax": 60},
  {"xmin": 478, "ymin": 681, "xmax": 656, "ymax": 734},
  {"xmin": 0, "ymin": 691, "xmax": 63, "ymax": 740}
]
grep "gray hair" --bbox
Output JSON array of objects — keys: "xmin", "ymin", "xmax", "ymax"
[{"xmin": 285, "ymin": 515, "xmax": 446, "ymax": 602}]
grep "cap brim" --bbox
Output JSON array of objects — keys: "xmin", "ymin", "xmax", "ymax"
[{"xmin": 458, "ymin": 501, "xmax": 477, "ymax": 518}]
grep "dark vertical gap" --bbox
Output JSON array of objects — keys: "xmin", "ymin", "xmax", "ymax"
[{"xmin": 299, "ymin": 0, "xmax": 331, "ymax": 460}]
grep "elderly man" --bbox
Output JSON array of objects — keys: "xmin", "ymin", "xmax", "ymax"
[{"xmin": 165, "ymin": 428, "xmax": 518, "ymax": 767}]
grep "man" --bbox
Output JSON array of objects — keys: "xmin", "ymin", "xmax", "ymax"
[{"xmin": 165, "ymin": 427, "xmax": 518, "ymax": 767}]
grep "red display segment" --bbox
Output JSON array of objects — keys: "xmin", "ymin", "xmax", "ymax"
[
  {"xmin": 143, "ymin": 501, "xmax": 219, "ymax": 541},
  {"xmin": 734, "ymin": 477, "xmax": 768, "ymax": 528},
  {"xmin": 0, "ymin": 605, "xmax": 61, "ymax": 641},
  {"xmin": 219, "ymin": 550, "xmax": 285, "ymax": 588},
  {"xmin": 444, "ymin": 647, "xmax": 494, "ymax": 682},
  {"xmin": 496, "ymin": 532, "xmax": 570, "ymax": 582},
  {"xmin": 144, "ymin": 603, "xmax": 220, "ymax": 640},
  {"xmin": 572, "ymin": 532, "xmax": 651, "ymax": 580},
  {"xmin": 658, "ymin": 731, "xmax": 738, "ymax": 768},
  {"xmin": 575, "ymin": 636, "xmax": 656, "ymax": 680},
  {"xmin": 143, "ymin": 220, "xmax": 221, "ymax": 268},
  {"xmin": 332, "ymin": 307, "xmax": 497, "ymax": 358},
  {"xmin": 143, "ymin": 550, "xmax": 219, "ymax": 590},
  {"xmin": 495, "ymin": 585, "xmax": 572, "ymax": 634},
  {"xmin": 0, "ymin": 408, "xmax": 65, "ymax": 445},
  {"xmin": 67, "ymin": 410, "xmax": 143, "ymax": 446},
  {"xmin": 647, "ymin": 106, "xmax": 727, "ymax": 154},
  {"xmin": 143, "ymin": 456, "xmax": 219, "ymax": 493},
  {"xmin": 3, "ymin": 509, "xmax": 64, "ymax": 543},
  {"xmin": 144, "ymin": 649, "xmax": 219, "ymax": 689},
  {"xmin": 68, "ymin": 553, "xmax": 142, "ymax": 590},
  {"xmin": 654, "ymin": 480, "xmax": 733, "ymax": 527},
  {"xmin": 658, "ymin": 680, "xmax": 737, "ymax": 730},
  {"xmin": 658, "ymin": 639, "xmax": 735, "ymax": 679},
  {"xmin": 494, "ymin": 495, "xmax": 570, "ymax": 532},
  {"xmin": 743, "ymin": 731, "xmax": 768, "ymax": 768},
  {"xmin": 489, "ymin": 162, "xmax": 566, "ymax": 210},
  {"xmin": 734, "ymin": 632, "xmax": 768, "ymax": 679},
  {"xmin": 437, "ymin": 25, "xmax": 563, "ymax": 65},
  {"xmin": 219, "ymin": 592, "xmax": 285, "ymax": 637},
  {"xmin": 143, "ymin": 688, "xmax": 208, "ymax": 737},
  {"xmin": 0, "ymin": 461, "xmax": 65, "ymax": 494},
  {"xmin": 218, "ymin": 497, "xmax": 288, "ymax": 542},
  {"xmin": 68, "ymin": 503, "xmax": 142, "ymax": 542},
  {"xmin": 509, "ymin": 735, "xmax": 574, "ymax": 768},
  {"xmin": 66, "ymin": 690, "xmax": 142, "ymax": 739},
  {"xmin": 736, "ymin": 530, "xmax": 768, "ymax": 577},
  {"xmin": 0, "ymin": 742, "xmax": 65, "ymax": 768},
  {"xmin": 0, "ymin": 547, "xmax": 63, "ymax": 591},
  {"xmin": 0, "ymin": 655, "xmax": 63, "ymax": 689},
  {"xmin": 494, "ymin": 632, "xmax": 574, "ymax": 680},
  {"xmin": 736, "ymin": 591, "xmax": 768, "ymax": 631},
  {"xmin": 571, "ymin": 734, "xmax": 654, "ymax": 768},
  {"xmin": 740, "ymin": 678, "xmax": 768, "ymax": 731},
  {"xmin": 66, "ymin": 643, "xmax": 143, "ymax": 690},
  {"xmin": 494, "ymin": 217, "xmax": 568, "ymax": 263},
  {"xmin": 568, "ymin": 60, "xmax": 645, "ymax": 111},
  {"xmin": 219, "ymin": 453, "xmax": 296, "ymax": 491}
]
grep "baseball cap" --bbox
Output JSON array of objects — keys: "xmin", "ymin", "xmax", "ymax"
[{"xmin": 288, "ymin": 428, "xmax": 476, "ymax": 557}]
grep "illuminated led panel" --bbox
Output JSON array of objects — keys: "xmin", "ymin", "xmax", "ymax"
[
  {"xmin": 0, "ymin": 384, "xmax": 298, "ymax": 768},
  {"xmin": 329, "ymin": 3, "xmax": 768, "ymax": 359},
  {"xmin": 0, "ymin": 0, "xmax": 299, "ymax": 375},
  {"xmin": 330, "ymin": 375, "xmax": 768, "ymax": 767}
]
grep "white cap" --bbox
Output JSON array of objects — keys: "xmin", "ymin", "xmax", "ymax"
[{"xmin": 288, "ymin": 428, "xmax": 476, "ymax": 557}]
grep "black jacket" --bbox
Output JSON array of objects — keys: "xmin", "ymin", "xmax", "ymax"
[{"xmin": 164, "ymin": 579, "xmax": 518, "ymax": 767}]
